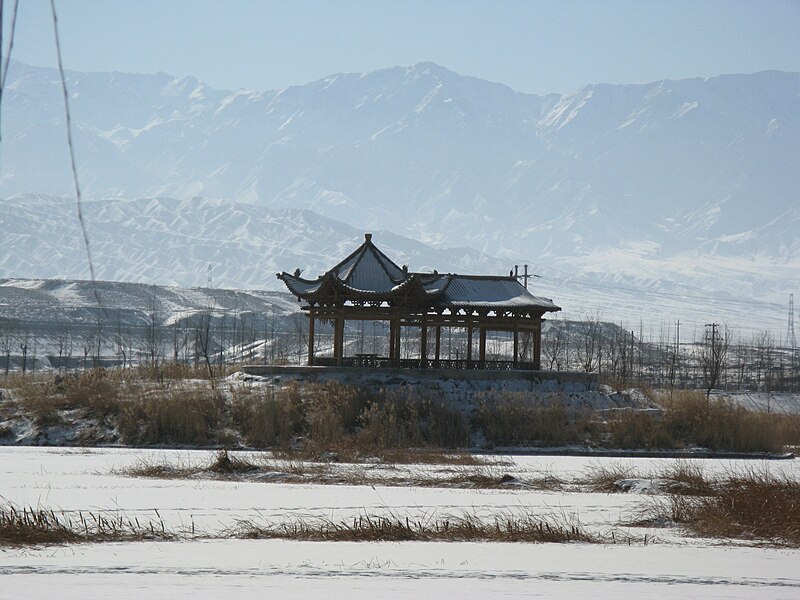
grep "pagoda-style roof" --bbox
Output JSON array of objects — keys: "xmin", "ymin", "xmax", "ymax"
[{"xmin": 277, "ymin": 233, "xmax": 560, "ymax": 314}]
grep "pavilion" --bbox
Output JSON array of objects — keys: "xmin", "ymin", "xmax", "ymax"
[{"xmin": 277, "ymin": 233, "xmax": 561, "ymax": 370}]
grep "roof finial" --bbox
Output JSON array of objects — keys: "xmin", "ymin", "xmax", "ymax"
[{"xmin": 364, "ymin": 232, "xmax": 372, "ymax": 242}]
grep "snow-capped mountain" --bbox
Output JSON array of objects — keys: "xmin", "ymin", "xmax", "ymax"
[
  {"xmin": 1, "ymin": 60, "xmax": 798, "ymax": 332},
  {"xmin": 0, "ymin": 194, "xmax": 500, "ymax": 290}
]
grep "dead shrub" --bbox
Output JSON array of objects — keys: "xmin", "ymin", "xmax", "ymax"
[
  {"xmin": 60, "ymin": 370, "xmax": 123, "ymax": 419},
  {"xmin": 231, "ymin": 386, "xmax": 304, "ymax": 448},
  {"xmin": 644, "ymin": 468, "xmax": 800, "ymax": 546},
  {"xmin": 14, "ymin": 381, "xmax": 63, "ymax": 427},
  {"xmin": 690, "ymin": 469, "xmax": 800, "ymax": 544},
  {"xmin": 118, "ymin": 386, "xmax": 225, "ymax": 446},
  {"xmin": 207, "ymin": 449, "xmax": 258, "ymax": 474},
  {"xmin": 605, "ymin": 409, "xmax": 675, "ymax": 449},
  {"xmin": 357, "ymin": 394, "xmax": 468, "ymax": 450},
  {"xmin": 581, "ymin": 462, "xmax": 640, "ymax": 492},
  {"xmin": 657, "ymin": 460, "xmax": 714, "ymax": 495},
  {"xmin": 661, "ymin": 391, "xmax": 794, "ymax": 453},
  {"xmin": 474, "ymin": 400, "xmax": 590, "ymax": 447},
  {"xmin": 305, "ymin": 382, "xmax": 375, "ymax": 446}
]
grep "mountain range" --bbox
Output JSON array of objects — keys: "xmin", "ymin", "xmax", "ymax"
[{"xmin": 1, "ymin": 60, "xmax": 797, "ymax": 334}]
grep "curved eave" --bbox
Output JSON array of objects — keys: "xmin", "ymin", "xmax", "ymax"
[
  {"xmin": 278, "ymin": 271, "xmax": 450, "ymax": 303},
  {"xmin": 276, "ymin": 272, "xmax": 325, "ymax": 299}
]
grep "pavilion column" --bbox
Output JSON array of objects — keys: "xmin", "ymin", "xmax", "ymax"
[
  {"xmin": 307, "ymin": 309, "xmax": 315, "ymax": 366},
  {"xmin": 513, "ymin": 318, "xmax": 519, "ymax": 367},
  {"xmin": 420, "ymin": 313, "xmax": 428, "ymax": 367},
  {"xmin": 335, "ymin": 312, "xmax": 345, "ymax": 367},
  {"xmin": 479, "ymin": 326, "xmax": 487, "ymax": 368},
  {"xmin": 390, "ymin": 314, "xmax": 401, "ymax": 367},
  {"xmin": 434, "ymin": 325, "xmax": 441, "ymax": 368},
  {"xmin": 534, "ymin": 318, "xmax": 542, "ymax": 370},
  {"xmin": 466, "ymin": 317, "xmax": 473, "ymax": 368}
]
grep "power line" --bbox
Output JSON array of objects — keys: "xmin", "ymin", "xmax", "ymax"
[
  {"xmin": 49, "ymin": 0, "xmax": 103, "ymax": 314},
  {"xmin": 0, "ymin": 0, "xmax": 21, "ymax": 141}
]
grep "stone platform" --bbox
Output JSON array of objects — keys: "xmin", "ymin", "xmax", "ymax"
[{"xmin": 240, "ymin": 365, "xmax": 597, "ymax": 391}]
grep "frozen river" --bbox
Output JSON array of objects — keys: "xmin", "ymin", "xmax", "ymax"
[{"xmin": 1, "ymin": 447, "xmax": 799, "ymax": 599}]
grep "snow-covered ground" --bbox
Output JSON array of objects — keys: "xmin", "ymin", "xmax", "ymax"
[
  {"xmin": 720, "ymin": 391, "xmax": 800, "ymax": 415},
  {"xmin": 1, "ymin": 447, "xmax": 799, "ymax": 598}
]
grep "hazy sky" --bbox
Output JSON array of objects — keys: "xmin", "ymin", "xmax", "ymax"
[{"xmin": 7, "ymin": 0, "xmax": 800, "ymax": 94}]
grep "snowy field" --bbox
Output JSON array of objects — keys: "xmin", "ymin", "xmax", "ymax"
[{"xmin": 1, "ymin": 447, "xmax": 799, "ymax": 599}]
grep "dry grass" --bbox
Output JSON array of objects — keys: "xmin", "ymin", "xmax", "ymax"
[
  {"xmin": 1, "ymin": 503, "xmax": 604, "ymax": 547},
  {"xmin": 228, "ymin": 511, "xmax": 597, "ymax": 543},
  {"xmin": 273, "ymin": 446, "xmax": 506, "ymax": 466},
  {"xmin": 581, "ymin": 462, "xmax": 641, "ymax": 492},
  {"xmin": 122, "ymin": 450, "xmax": 543, "ymax": 490},
  {"xmin": 632, "ymin": 467, "xmax": 800, "ymax": 547},
  {"xmin": 7, "ymin": 371, "xmax": 800, "ymax": 454},
  {"xmin": 657, "ymin": 460, "xmax": 715, "ymax": 496},
  {"xmin": 473, "ymin": 398, "xmax": 594, "ymax": 448},
  {"xmin": 0, "ymin": 505, "xmax": 174, "ymax": 547},
  {"xmin": 581, "ymin": 460, "xmax": 716, "ymax": 495},
  {"xmin": 659, "ymin": 391, "xmax": 800, "ymax": 453},
  {"xmin": 118, "ymin": 387, "xmax": 226, "ymax": 446},
  {"xmin": 678, "ymin": 469, "xmax": 800, "ymax": 545},
  {"xmin": 600, "ymin": 391, "xmax": 800, "ymax": 453}
]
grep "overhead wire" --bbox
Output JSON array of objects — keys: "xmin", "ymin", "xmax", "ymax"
[
  {"xmin": 49, "ymin": 0, "xmax": 103, "ymax": 313},
  {"xmin": 0, "ymin": 0, "xmax": 20, "ymax": 142}
]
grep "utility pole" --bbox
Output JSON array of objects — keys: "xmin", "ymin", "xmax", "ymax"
[
  {"xmin": 513, "ymin": 264, "xmax": 539, "ymax": 289},
  {"xmin": 709, "ymin": 321, "xmax": 717, "ymax": 358}
]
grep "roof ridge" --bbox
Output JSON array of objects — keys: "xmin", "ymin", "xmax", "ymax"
[
  {"xmin": 330, "ymin": 233, "xmax": 404, "ymax": 286},
  {"xmin": 341, "ymin": 243, "xmax": 369, "ymax": 285},
  {"xmin": 367, "ymin": 238, "xmax": 404, "ymax": 282}
]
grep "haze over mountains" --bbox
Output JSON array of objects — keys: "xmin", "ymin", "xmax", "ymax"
[{"xmin": 1, "ymin": 60, "xmax": 797, "ymax": 334}]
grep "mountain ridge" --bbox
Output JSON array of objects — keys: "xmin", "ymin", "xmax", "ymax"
[{"xmin": 1, "ymin": 60, "xmax": 798, "ymax": 332}]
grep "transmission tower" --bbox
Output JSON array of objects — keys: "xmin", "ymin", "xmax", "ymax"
[{"xmin": 789, "ymin": 293, "xmax": 796, "ymax": 349}]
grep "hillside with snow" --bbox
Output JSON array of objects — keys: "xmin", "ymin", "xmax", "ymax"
[{"xmin": 1, "ymin": 61, "xmax": 798, "ymax": 333}]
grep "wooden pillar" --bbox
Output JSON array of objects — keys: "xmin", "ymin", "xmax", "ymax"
[
  {"xmin": 332, "ymin": 313, "xmax": 340, "ymax": 362},
  {"xmin": 513, "ymin": 319, "xmax": 519, "ymax": 367},
  {"xmin": 396, "ymin": 320, "xmax": 402, "ymax": 365},
  {"xmin": 435, "ymin": 325, "xmax": 441, "ymax": 368},
  {"xmin": 335, "ymin": 312, "xmax": 345, "ymax": 366},
  {"xmin": 307, "ymin": 309, "xmax": 315, "ymax": 366},
  {"xmin": 466, "ymin": 318, "xmax": 473, "ymax": 368},
  {"xmin": 390, "ymin": 315, "xmax": 401, "ymax": 366},
  {"xmin": 534, "ymin": 318, "xmax": 542, "ymax": 370},
  {"xmin": 388, "ymin": 319, "xmax": 395, "ymax": 360},
  {"xmin": 420, "ymin": 314, "xmax": 428, "ymax": 366},
  {"xmin": 479, "ymin": 326, "xmax": 487, "ymax": 368}
]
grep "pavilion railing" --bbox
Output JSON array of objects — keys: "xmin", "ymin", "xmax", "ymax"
[{"xmin": 313, "ymin": 357, "xmax": 537, "ymax": 370}]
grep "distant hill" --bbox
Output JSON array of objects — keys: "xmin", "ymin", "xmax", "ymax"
[{"xmin": 1, "ymin": 61, "xmax": 798, "ymax": 332}]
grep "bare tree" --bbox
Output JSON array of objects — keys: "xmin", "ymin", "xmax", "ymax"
[
  {"xmin": 91, "ymin": 314, "xmax": 104, "ymax": 368},
  {"xmin": 114, "ymin": 317, "xmax": 127, "ymax": 369},
  {"xmin": 143, "ymin": 288, "xmax": 163, "ymax": 369},
  {"xmin": 290, "ymin": 313, "xmax": 308, "ymax": 364},
  {"xmin": 19, "ymin": 329, "xmax": 30, "ymax": 375},
  {"xmin": 542, "ymin": 320, "xmax": 566, "ymax": 371},
  {"xmin": 700, "ymin": 323, "xmax": 731, "ymax": 397},
  {"xmin": 194, "ymin": 313, "xmax": 214, "ymax": 379},
  {"xmin": 55, "ymin": 326, "xmax": 73, "ymax": 372},
  {"xmin": 575, "ymin": 312, "xmax": 602, "ymax": 372},
  {"xmin": 0, "ymin": 320, "xmax": 16, "ymax": 375},
  {"xmin": 753, "ymin": 331, "xmax": 775, "ymax": 391}
]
